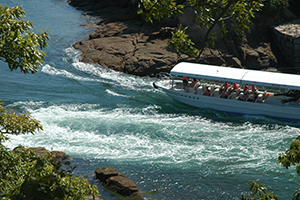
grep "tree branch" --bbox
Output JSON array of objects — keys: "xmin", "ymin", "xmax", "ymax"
[{"xmin": 197, "ymin": 0, "xmax": 234, "ymax": 59}]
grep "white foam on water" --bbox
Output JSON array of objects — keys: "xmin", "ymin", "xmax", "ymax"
[
  {"xmin": 41, "ymin": 64, "xmax": 98, "ymax": 82},
  {"xmin": 6, "ymin": 44, "xmax": 300, "ymax": 183},
  {"xmin": 4, "ymin": 101, "xmax": 300, "ymax": 173},
  {"xmin": 105, "ymin": 89, "xmax": 130, "ymax": 98},
  {"xmin": 63, "ymin": 47, "xmax": 81, "ymax": 63},
  {"xmin": 71, "ymin": 61, "xmax": 113, "ymax": 78},
  {"xmin": 62, "ymin": 48, "xmax": 156, "ymax": 92},
  {"xmin": 43, "ymin": 48, "xmax": 155, "ymax": 96}
]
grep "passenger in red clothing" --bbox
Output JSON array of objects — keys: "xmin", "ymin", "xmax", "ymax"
[
  {"xmin": 252, "ymin": 85, "xmax": 257, "ymax": 92},
  {"xmin": 239, "ymin": 84, "xmax": 250, "ymax": 101},
  {"xmin": 204, "ymin": 86, "xmax": 211, "ymax": 96},
  {"xmin": 223, "ymin": 90, "xmax": 229, "ymax": 98},
  {"xmin": 182, "ymin": 76, "xmax": 188, "ymax": 89},
  {"xmin": 219, "ymin": 82, "xmax": 229, "ymax": 96},
  {"xmin": 227, "ymin": 83, "xmax": 239, "ymax": 97},
  {"xmin": 190, "ymin": 78, "xmax": 197, "ymax": 87},
  {"xmin": 233, "ymin": 83, "xmax": 239, "ymax": 90}
]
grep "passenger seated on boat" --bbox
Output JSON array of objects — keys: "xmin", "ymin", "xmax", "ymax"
[
  {"xmin": 227, "ymin": 83, "xmax": 239, "ymax": 99},
  {"xmin": 252, "ymin": 92, "xmax": 259, "ymax": 102},
  {"xmin": 219, "ymin": 82, "xmax": 229, "ymax": 95},
  {"xmin": 190, "ymin": 78, "xmax": 197, "ymax": 87},
  {"xmin": 251, "ymin": 85, "xmax": 257, "ymax": 93},
  {"xmin": 248, "ymin": 85, "xmax": 258, "ymax": 102},
  {"xmin": 182, "ymin": 76, "xmax": 189, "ymax": 89},
  {"xmin": 251, "ymin": 85, "xmax": 259, "ymax": 102},
  {"xmin": 238, "ymin": 84, "xmax": 250, "ymax": 101},
  {"xmin": 255, "ymin": 94, "xmax": 264, "ymax": 103},
  {"xmin": 220, "ymin": 82, "xmax": 231, "ymax": 98},
  {"xmin": 261, "ymin": 91, "xmax": 270, "ymax": 102},
  {"xmin": 221, "ymin": 89, "xmax": 230, "ymax": 98},
  {"xmin": 231, "ymin": 83, "xmax": 239, "ymax": 93},
  {"xmin": 233, "ymin": 83, "xmax": 239, "ymax": 91},
  {"xmin": 232, "ymin": 83, "xmax": 239, "ymax": 93},
  {"xmin": 204, "ymin": 86, "xmax": 211, "ymax": 96}
]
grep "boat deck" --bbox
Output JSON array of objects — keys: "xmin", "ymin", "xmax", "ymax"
[
  {"xmin": 154, "ymin": 63, "xmax": 300, "ymax": 120},
  {"xmin": 171, "ymin": 81, "xmax": 293, "ymax": 106}
]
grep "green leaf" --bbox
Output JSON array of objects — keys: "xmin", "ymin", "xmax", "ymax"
[{"xmin": 0, "ymin": 5, "xmax": 49, "ymax": 74}]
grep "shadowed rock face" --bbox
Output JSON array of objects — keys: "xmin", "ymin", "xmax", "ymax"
[{"xmin": 69, "ymin": 0, "xmax": 296, "ymax": 76}]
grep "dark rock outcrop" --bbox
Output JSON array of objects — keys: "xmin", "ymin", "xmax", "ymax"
[
  {"xmin": 95, "ymin": 167, "xmax": 144, "ymax": 200},
  {"xmin": 68, "ymin": 0, "xmax": 297, "ymax": 76}
]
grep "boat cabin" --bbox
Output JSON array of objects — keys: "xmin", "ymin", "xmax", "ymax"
[{"xmin": 156, "ymin": 62, "xmax": 300, "ymax": 106}]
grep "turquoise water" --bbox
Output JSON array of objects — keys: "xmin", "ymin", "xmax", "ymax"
[{"xmin": 1, "ymin": 1, "xmax": 300, "ymax": 199}]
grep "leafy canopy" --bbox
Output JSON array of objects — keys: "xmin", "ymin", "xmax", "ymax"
[
  {"xmin": 138, "ymin": 0, "xmax": 264, "ymax": 57},
  {"xmin": 0, "ymin": 5, "xmax": 49, "ymax": 74},
  {"xmin": 0, "ymin": 101, "xmax": 43, "ymax": 143},
  {"xmin": 0, "ymin": 5, "xmax": 100, "ymax": 200},
  {"xmin": 0, "ymin": 145, "xmax": 99, "ymax": 200}
]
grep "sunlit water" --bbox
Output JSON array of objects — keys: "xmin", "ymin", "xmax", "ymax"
[{"xmin": 1, "ymin": 0, "xmax": 300, "ymax": 199}]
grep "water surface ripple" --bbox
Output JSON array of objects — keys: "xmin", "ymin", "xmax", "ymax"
[{"xmin": 1, "ymin": 0, "xmax": 300, "ymax": 199}]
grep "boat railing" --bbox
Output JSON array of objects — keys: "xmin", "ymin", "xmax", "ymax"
[{"xmin": 156, "ymin": 72, "xmax": 171, "ymax": 80}]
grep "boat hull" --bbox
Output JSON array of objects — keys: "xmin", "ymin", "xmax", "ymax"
[{"xmin": 156, "ymin": 84, "xmax": 300, "ymax": 121}]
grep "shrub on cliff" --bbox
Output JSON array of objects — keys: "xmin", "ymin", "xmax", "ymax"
[
  {"xmin": 137, "ymin": 0, "xmax": 295, "ymax": 59},
  {"xmin": 263, "ymin": 0, "xmax": 289, "ymax": 17},
  {"xmin": 138, "ymin": 0, "xmax": 264, "ymax": 58}
]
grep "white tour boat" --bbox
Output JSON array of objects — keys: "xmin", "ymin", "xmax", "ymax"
[{"xmin": 153, "ymin": 62, "xmax": 300, "ymax": 121}]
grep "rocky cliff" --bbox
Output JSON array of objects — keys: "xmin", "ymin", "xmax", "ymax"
[{"xmin": 68, "ymin": 0, "xmax": 298, "ymax": 76}]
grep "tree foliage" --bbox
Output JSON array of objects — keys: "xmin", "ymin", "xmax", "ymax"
[
  {"xmin": 168, "ymin": 26, "xmax": 199, "ymax": 57},
  {"xmin": 263, "ymin": 0, "xmax": 289, "ymax": 16},
  {"xmin": 0, "ymin": 145, "xmax": 99, "ymax": 200},
  {"xmin": 0, "ymin": 79, "xmax": 100, "ymax": 198},
  {"xmin": 137, "ymin": 0, "xmax": 184, "ymax": 23},
  {"xmin": 0, "ymin": 5, "xmax": 49, "ymax": 74},
  {"xmin": 0, "ymin": 101, "xmax": 43, "ymax": 143},
  {"xmin": 241, "ymin": 180, "xmax": 278, "ymax": 200},
  {"xmin": 0, "ymin": 5, "xmax": 100, "ymax": 200},
  {"xmin": 138, "ymin": 0, "xmax": 264, "ymax": 58},
  {"xmin": 277, "ymin": 136, "xmax": 300, "ymax": 199}
]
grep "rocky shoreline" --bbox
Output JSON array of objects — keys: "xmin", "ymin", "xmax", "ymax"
[
  {"xmin": 68, "ymin": 0, "xmax": 299, "ymax": 77},
  {"xmin": 19, "ymin": 147, "xmax": 144, "ymax": 200},
  {"xmin": 69, "ymin": 0, "xmax": 180, "ymax": 76}
]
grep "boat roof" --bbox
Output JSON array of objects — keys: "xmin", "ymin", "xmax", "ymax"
[{"xmin": 170, "ymin": 62, "xmax": 300, "ymax": 90}]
